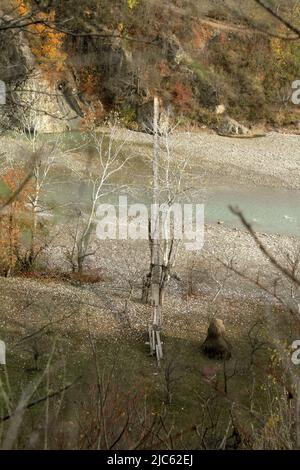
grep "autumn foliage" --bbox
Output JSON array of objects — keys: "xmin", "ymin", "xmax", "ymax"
[
  {"xmin": 192, "ymin": 24, "xmax": 213, "ymax": 49},
  {"xmin": 0, "ymin": 169, "xmax": 33, "ymax": 275},
  {"xmin": 78, "ymin": 67, "xmax": 104, "ymax": 127},
  {"xmin": 172, "ymin": 82, "xmax": 194, "ymax": 113},
  {"xmin": 17, "ymin": 1, "xmax": 67, "ymax": 82}
]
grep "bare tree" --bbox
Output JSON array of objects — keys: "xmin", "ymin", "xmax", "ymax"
[
  {"xmin": 143, "ymin": 99, "xmax": 202, "ymax": 363},
  {"xmin": 64, "ymin": 125, "xmax": 134, "ymax": 273},
  {"xmin": 16, "ymin": 115, "xmax": 60, "ymax": 269}
]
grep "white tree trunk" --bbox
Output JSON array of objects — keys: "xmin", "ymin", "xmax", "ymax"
[{"xmin": 149, "ymin": 96, "xmax": 163, "ymax": 364}]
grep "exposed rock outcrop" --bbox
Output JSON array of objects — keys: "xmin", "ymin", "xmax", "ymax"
[
  {"xmin": 218, "ymin": 116, "xmax": 250, "ymax": 136},
  {"xmin": 137, "ymin": 100, "xmax": 174, "ymax": 134},
  {"xmin": 0, "ymin": 73, "xmax": 86, "ymax": 133},
  {"xmin": 0, "ymin": 16, "xmax": 35, "ymax": 84},
  {"xmin": 0, "ymin": 24, "xmax": 85, "ymax": 133}
]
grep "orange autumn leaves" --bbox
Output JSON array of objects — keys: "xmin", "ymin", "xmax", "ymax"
[
  {"xmin": 79, "ymin": 68, "xmax": 104, "ymax": 127},
  {"xmin": 17, "ymin": 1, "xmax": 67, "ymax": 81},
  {"xmin": 173, "ymin": 82, "xmax": 194, "ymax": 112},
  {"xmin": 0, "ymin": 169, "xmax": 32, "ymax": 275}
]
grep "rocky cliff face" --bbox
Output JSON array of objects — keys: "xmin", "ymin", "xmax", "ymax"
[{"xmin": 0, "ymin": 20, "xmax": 85, "ymax": 132}]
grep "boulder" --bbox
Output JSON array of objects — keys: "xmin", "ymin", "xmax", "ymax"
[
  {"xmin": 218, "ymin": 116, "xmax": 250, "ymax": 136},
  {"xmin": 215, "ymin": 104, "xmax": 226, "ymax": 115},
  {"xmin": 201, "ymin": 318, "xmax": 232, "ymax": 360}
]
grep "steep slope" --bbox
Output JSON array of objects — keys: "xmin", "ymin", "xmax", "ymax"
[{"xmin": 1, "ymin": 0, "xmax": 300, "ymax": 131}]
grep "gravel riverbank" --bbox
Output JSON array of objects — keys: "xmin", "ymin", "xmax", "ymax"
[{"xmin": 103, "ymin": 128, "xmax": 300, "ymax": 190}]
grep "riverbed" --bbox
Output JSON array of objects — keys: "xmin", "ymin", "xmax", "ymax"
[{"xmin": 1, "ymin": 128, "xmax": 299, "ymax": 238}]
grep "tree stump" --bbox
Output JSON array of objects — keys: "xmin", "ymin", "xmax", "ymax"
[{"xmin": 201, "ymin": 319, "xmax": 231, "ymax": 360}]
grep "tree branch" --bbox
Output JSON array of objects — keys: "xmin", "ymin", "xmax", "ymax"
[
  {"xmin": 253, "ymin": 0, "xmax": 300, "ymax": 38},
  {"xmin": 0, "ymin": 378, "xmax": 80, "ymax": 423},
  {"xmin": 230, "ymin": 205, "xmax": 300, "ymax": 287}
]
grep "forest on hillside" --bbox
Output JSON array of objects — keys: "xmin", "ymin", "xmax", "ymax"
[{"xmin": 2, "ymin": 0, "xmax": 300, "ymax": 130}]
